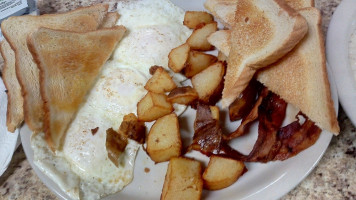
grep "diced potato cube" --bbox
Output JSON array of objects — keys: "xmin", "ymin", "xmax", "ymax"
[
  {"xmin": 147, "ymin": 113, "xmax": 181, "ymax": 163},
  {"xmin": 168, "ymin": 43, "xmax": 190, "ymax": 73},
  {"xmin": 183, "ymin": 11, "xmax": 214, "ymax": 29},
  {"xmin": 167, "ymin": 86, "xmax": 198, "ymax": 105},
  {"xmin": 186, "ymin": 22, "xmax": 218, "ymax": 51},
  {"xmin": 145, "ymin": 67, "xmax": 177, "ymax": 93},
  {"xmin": 191, "ymin": 62, "xmax": 225, "ymax": 103},
  {"xmin": 202, "ymin": 155, "xmax": 246, "ymax": 190},
  {"xmin": 161, "ymin": 157, "xmax": 203, "ymax": 200},
  {"xmin": 184, "ymin": 51, "xmax": 217, "ymax": 78},
  {"xmin": 137, "ymin": 92, "xmax": 173, "ymax": 122}
]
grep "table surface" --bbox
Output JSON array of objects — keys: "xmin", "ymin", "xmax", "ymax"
[{"xmin": 1, "ymin": 0, "xmax": 356, "ymax": 199}]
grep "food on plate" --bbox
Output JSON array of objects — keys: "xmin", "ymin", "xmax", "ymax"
[
  {"xmin": 117, "ymin": 113, "xmax": 146, "ymax": 144},
  {"xmin": 137, "ymin": 92, "xmax": 174, "ymax": 122},
  {"xmin": 0, "ymin": 41, "xmax": 23, "ymax": 132},
  {"xmin": 257, "ymin": 8, "xmax": 340, "ymax": 134},
  {"xmin": 27, "ymin": 0, "xmax": 192, "ymax": 199},
  {"xmin": 1, "ymin": 4, "xmax": 109, "ymax": 132},
  {"xmin": 106, "ymin": 128, "xmax": 128, "ymax": 167},
  {"xmin": 221, "ymin": 0, "xmax": 308, "ymax": 108},
  {"xmin": 204, "ymin": 0, "xmax": 314, "ymax": 28},
  {"xmin": 144, "ymin": 66, "xmax": 177, "ymax": 93},
  {"xmin": 184, "ymin": 50, "xmax": 218, "ymax": 78},
  {"xmin": 202, "ymin": 155, "xmax": 246, "ymax": 190},
  {"xmin": 146, "ymin": 113, "xmax": 182, "ymax": 163},
  {"xmin": 99, "ymin": 12, "xmax": 120, "ymax": 28},
  {"xmin": 28, "ymin": 26, "xmax": 126, "ymax": 151},
  {"xmin": 168, "ymin": 43, "xmax": 190, "ymax": 73},
  {"xmin": 191, "ymin": 62, "xmax": 225, "ymax": 104},
  {"xmin": 167, "ymin": 86, "xmax": 199, "ymax": 105},
  {"xmin": 186, "ymin": 22, "xmax": 218, "ymax": 51},
  {"xmin": 228, "ymin": 79, "xmax": 261, "ymax": 121},
  {"xmin": 161, "ymin": 157, "xmax": 203, "ymax": 200},
  {"xmin": 207, "ymin": 30, "xmax": 231, "ymax": 57},
  {"xmin": 183, "ymin": 11, "xmax": 214, "ymax": 29}
]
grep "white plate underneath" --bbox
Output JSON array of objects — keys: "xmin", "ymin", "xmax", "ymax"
[
  {"xmin": 21, "ymin": 0, "xmax": 337, "ymax": 199},
  {"xmin": 326, "ymin": 0, "xmax": 356, "ymax": 126}
]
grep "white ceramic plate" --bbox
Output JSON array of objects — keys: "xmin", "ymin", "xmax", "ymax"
[
  {"xmin": 0, "ymin": 78, "xmax": 20, "ymax": 177},
  {"xmin": 21, "ymin": 0, "xmax": 337, "ymax": 199},
  {"xmin": 326, "ymin": 0, "xmax": 356, "ymax": 126}
]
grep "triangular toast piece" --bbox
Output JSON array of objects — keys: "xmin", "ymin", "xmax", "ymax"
[
  {"xmin": 0, "ymin": 40, "xmax": 24, "ymax": 132},
  {"xmin": 256, "ymin": 8, "xmax": 339, "ymax": 134},
  {"xmin": 221, "ymin": 0, "xmax": 308, "ymax": 107},
  {"xmin": 204, "ymin": 0, "xmax": 314, "ymax": 28},
  {"xmin": 1, "ymin": 4, "xmax": 109, "ymax": 133},
  {"xmin": 27, "ymin": 26, "xmax": 126, "ymax": 150},
  {"xmin": 207, "ymin": 30, "xmax": 231, "ymax": 57}
]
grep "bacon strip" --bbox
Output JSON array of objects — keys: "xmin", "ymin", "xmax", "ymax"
[{"xmin": 225, "ymin": 88, "xmax": 269, "ymax": 140}]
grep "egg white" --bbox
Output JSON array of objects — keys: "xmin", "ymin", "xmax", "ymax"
[{"xmin": 31, "ymin": 0, "xmax": 191, "ymax": 199}]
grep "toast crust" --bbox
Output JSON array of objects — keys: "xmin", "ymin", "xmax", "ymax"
[
  {"xmin": 1, "ymin": 4, "xmax": 108, "ymax": 132},
  {"xmin": 257, "ymin": 8, "xmax": 339, "ymax": 134},
  {"xmin": 0, "ymin": 41, "xmax": 24, "ymax": 132},
  {"xmin": 222, "ymin": 0, "xmax": 308, "ymax": 107},
  {"xmin": 28, "ymin": 26, "xmax": 126, "ymax": 150}
]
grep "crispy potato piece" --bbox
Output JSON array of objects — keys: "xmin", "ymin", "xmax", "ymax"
[
  {"xmin": 183, "ymin": 11, "xmax": 214, "ymax": 29},
  {"xmin": 168, "ymin": 43, "xmax": 190, "ymax": 73},
  {"xmin": 186, "ymin": 22, "xmax": 217, "ymax": 51},
  {"xmin": 161, "ymin": 157, "xmax": 203, "ymax": 200},
  {"xmin": 210, "ymin": 106, "xmax": 219, "ymax": 121},
  {"xmin": 191, "ymin": 62, "xmax": 225, "ymax": 103},
  {"xmin": 118, "ymin": 113, "xmax": 146, "ymax": 144},
  {"xmin": 167, "ymin": 86, "xmax": 198, "ymax": 105},
  {"xmin": 137, "ymin": 92, "xmax": 173, "ymax": 122},
  {"xmin": 106, "ymin": 128, "xmax": 128, "ymax": 167},
  {"xmin": 147, "ymin": 113, "xmax": 181, "ymax": 163},
  {"xmin": 202, "ymin": 155, "xmax": 246, "ymax": 190},
  {"xmin": 184, "ymin": 51, "xmax": 217, "ymax": 78},
  {"xmin": 145, "ymin": 67, "xmax": 177, "ymax": 93}
]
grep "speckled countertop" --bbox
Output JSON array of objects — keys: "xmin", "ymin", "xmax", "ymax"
[{"xmin": 1, "ymin": 0, "xmax": 355, "ymax": 199}]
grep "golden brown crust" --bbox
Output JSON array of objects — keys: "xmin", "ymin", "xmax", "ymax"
[{"xmin": 0, "ymin": 41, "xmax": 24, "ymax": 132}]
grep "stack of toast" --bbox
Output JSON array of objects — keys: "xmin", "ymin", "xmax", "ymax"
[
  {"xmin": 205, "ymin": 0, "xmax": 339, "ymax": 134},
  {"xmin": 0, "ymin": 4, "xmax": 126, "ymax": 150}
]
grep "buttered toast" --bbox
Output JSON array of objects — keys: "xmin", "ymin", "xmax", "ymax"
[
  {"xmin": 1, "ymin": 4, "xmax": 109, "ymax": 133},
  {"xmin": 28, "ymin": 26, "xmax": 126, "ymax": 150},
  {"xmin": 221, "ymin": 0, "xmax": 308, "ymax": 107},
  {"xmin": 257, "ymin": 8, "xmax": 339, "ymax": 134}
]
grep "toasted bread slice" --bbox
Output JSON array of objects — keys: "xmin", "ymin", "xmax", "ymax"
[
  {"xmin": 222, "ymin": 0, "xmax": 308, "ymax": 107},
  {"xmin": 204, "ymin": 0, "xmax": 314, "ymax": 28},
  {"xmin": 99, "ymin": 12, "xmax": 120, "ymax": 28},
  {"xmin": 1, "ymin": 4, "xmax": 108, "ymax": 132},
  {"xmin": 207, "ymin": 30, "xmax": 231, "ymax": 57},
  {"xmin": 256, "ymin": 8, "xmax": 339, "ymax": 134},
  {"xmin": 0, "ymin": 40, "xmax": 24, "ymax": 132},
  {"xmin": 28, "ymin": 26, "xmax": 126, "ymax": 150}
]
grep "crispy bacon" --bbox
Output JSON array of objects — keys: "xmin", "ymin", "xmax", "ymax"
[
  {"xmin": 189, "ymin": 104, "xmax": 245, "ymax": 159},
  {"xmin": 274, "ymin": 117, "xmax": 322, "ymax": 161},
  {"xmin": 225, "ymin": 87, "xmax": 269, "ymax": 140},
  {"xmin": 246, "ymin": 92, "xmax": 287, "ymax": 162},
  {"xmin": 229, "ymin": 79, "xmax": 262, "ymax": 121}
]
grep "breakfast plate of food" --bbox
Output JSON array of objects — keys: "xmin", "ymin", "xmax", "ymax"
[
  {"xmin": 326, "ymin": 0, "xmax": 356, "ymax": 126},
  {"xmin": 0, "ymin": 0, "xmax": 340, "ymax": 199}
]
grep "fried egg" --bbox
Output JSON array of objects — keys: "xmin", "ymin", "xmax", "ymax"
[{"xmin": 31, "ymin": 0, "xmax": 192, "ymax": 199}]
